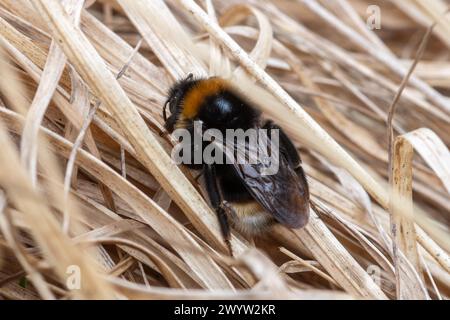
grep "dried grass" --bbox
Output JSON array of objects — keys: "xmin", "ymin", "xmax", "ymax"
[{"xmin": 0, "ymin": 0, "xmax": 449, "ymax": 300}]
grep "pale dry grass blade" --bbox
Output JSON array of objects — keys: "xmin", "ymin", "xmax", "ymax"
[
  {"xmin": 219, "ymin": 4, "xmax": 273, "ymax": 77},
  {"xmin": 118, "ymin": 0, "xmax": 207, "ymax": 79},
  {"xmin": 280, "ymin": 247, "xmax": 340, "ymax": 288},
  {"xmin": 394, "ymin": 0, "xmax": 450, "ymax": 49},
  {"xmin": 0, "ymin": 191, "xmax": 54, "ymax": 299},
  {"xmin": 62, "ymin": 42, "xmax": 141, "ymax": 233},
  {"xmin": 413, "ymin": 0, "xmax": 450, "ymax": 41},
  {"xmin": 294, "ymin": 209, "xmax": 387, "ymax": 299},
  {"xmin": 403, "ymin": 129, "xmax": 450, "ymax": 194},
  {"xmin": 106, "ymin": 275, "xmax": 352, "ymax": 300},
  {"xmin": 205, "ymin": 0, "xmax": 230, "ymax": 76},
  {"xmin": 21, "ymin": 0, "xmax": 83, "ymax": 186},
  {"xmin": 0, "ymin": 121, "xmax": 115, "ymax": 299},
  {"xmin": 63, "ymin": 100, "xmax": 101, "ymax": 233},
  {"xmin": 332, "ymin": 0, "xmax": 390, "ymax": 52},
  {"xmin": 301, "ymin": 0, "xmax": 450, "ymax": 115}
]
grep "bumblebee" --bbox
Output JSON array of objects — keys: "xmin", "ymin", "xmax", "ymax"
[{"xmin": 163, "ymin": 74, "xmax": 309, "ymax": 254}]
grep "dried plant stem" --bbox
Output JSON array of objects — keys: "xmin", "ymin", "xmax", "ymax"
[
  {"xmin": 387, "ymin": 24, "xmax": 434, "ymax": 172},
  {"xmin": 21, "ymin": 0, "xmax": 84, "ymax": 186},
  {"xmin": 63, "ymin": 100, "xmax": 101, "ymax": 233},
  {"xmin": 391, "ymin": 137, "xmax": 424, "ymax": 299}
]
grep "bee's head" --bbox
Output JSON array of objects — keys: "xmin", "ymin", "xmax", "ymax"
[{"xmin": 163, "ymin": 73, "xmax": 198, "ymax": 132}]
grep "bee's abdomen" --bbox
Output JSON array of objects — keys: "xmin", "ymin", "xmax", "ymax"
[{"xmin": 229, "ymin": 201, "xmax": 274, "ymax": 235}]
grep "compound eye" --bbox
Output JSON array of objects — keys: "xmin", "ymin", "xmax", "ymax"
[{"xmin": 169, "ymin": 96, "xmax": 177, "ymax": 113}]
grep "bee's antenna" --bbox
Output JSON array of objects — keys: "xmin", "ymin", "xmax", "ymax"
[
  {"xmin": 186, "ymin": 73, "xmax": 194, "ymax": 81},
  {"xmin": 163, "ymin": 99, "xmax": 169, "ymax": 122}
]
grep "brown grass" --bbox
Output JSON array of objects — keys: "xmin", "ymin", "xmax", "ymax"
[{"xmin": 0, "ymin": 0, "xmax": 449, "ymax": 300}]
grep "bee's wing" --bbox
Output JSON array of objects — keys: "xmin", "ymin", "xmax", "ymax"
[
  {"xmin": 209, "ymin": 128, "xmax": 310, "ymax": 228},
  {"xmin": 233, "ymin": 155, "xmax": 309, "ymax": 228}
]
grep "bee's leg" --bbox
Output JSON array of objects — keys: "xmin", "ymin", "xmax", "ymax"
[
  {"xmin": 193, "ymin": 169, "xmax": 204, "ymax": 182},
  {"xmin": 203, "ymin": 164, "xmax": 233, "ymax": 256},
  {"xmin": 219, "ymin": 200, "xmax": 238, "ymax": 222}
]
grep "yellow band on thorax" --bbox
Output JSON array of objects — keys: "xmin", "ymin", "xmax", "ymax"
[{"xmin": 182, "ymin": 78, "xmax": 228, "ymax": 119}]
